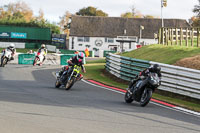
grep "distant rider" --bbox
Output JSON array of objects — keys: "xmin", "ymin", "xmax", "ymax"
[
  {"xmin": 2, "ymin": 43, "xmax": 16, "ymax": 60},
  {"xmin": 128, "ymin": 64, "xmax": 162, "ymax": 92},
  {"xmin": 37, "ymin": 44, "xmax": 47, "ymax": 65},
  {"xmin": 59, "ymin": 52, "xmax": 86, "ymax": 81}
]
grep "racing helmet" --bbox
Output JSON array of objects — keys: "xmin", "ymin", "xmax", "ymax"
[
  {"xmin": 77, "ymin": 52, "xmax": 84, "ymax": 63},
  {"xmin": 9, "ymin": 43, "xmax": 15, "ymax": 50},
  {"xmin": 41, "ymin": 44, "xmax": 45, "ymax": 48},
  {"xmin": 152, "ymin": 64, "xmax": 161, "ymax": 73}
]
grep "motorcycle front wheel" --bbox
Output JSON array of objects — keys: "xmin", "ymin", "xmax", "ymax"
[
  {"xmin": 140, "ymin": 88, "xmax": 152, "ymax": 107},
  {"xmin": 33, "ymin": 57, "xmax": 39, "ymax": 66},
  {"xmin": 65, "ymin": 77, "xmax": 75, "ymax": 90},
  {"xmin": 1, "ymin": 57, "xmax": 7, "ymax": 67},
  {"xmin": 124, "ymin": 91, "xmax": 134, "ymax": 103}
]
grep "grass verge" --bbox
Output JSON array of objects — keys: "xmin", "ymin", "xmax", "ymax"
[
  {"xmin": 121, "ymin": 44, "xmax": 200, "ymax": 64},
  {"xmin": 83, "ymin": 63, "xmax": 200, "ymax": 112}
]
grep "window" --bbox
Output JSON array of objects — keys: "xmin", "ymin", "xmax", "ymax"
[
  {"xmin": 108, "ymin": 38, "xmax": 114, "ymax": 43},
  {"xmin": 84, "ymin": 37, "xmax": 90, "ymax": 42},
  {"xmin": 78, "ymin": 44, "xmax": 83, "ymax": 46},
  {"xmin": 78, "ymin": 37, "xmax": 90, "ymax": 42},
  {"xmin": 77, "ymin": 37, "xmax": 84, "ymax": 42},
  {"xmin": 105, "ymin": 38, "xmax": 114, "ymax": 43}
]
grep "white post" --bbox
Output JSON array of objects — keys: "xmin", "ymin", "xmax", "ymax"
[{"xmin": 161, "ymin": 0, "xmax": 164, "ymax": 27}]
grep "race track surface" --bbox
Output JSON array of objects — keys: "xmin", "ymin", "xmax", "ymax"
[{"xmin": 0, "ymin": 65, "xmax": 199, "ymax": 133}]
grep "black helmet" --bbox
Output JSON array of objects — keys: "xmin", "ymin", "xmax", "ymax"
[{"xmin": 152, "ymin": 64, "xmax": 161, "ymax": 73}]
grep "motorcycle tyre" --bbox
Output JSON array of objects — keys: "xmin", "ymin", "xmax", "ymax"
[
  {"xmin": 124, "ymin": 91, "xmax": 134, "ymax": 103},
  {"xmin": 55, "ymin": 79, "xmax": 61, "ymax": 88},
  {"xmin": 140, "ymin": 88, "xmax": 152, "ymax": 107},
  {"xmin": 1, "ymin": 57, "xmax": 7, "ymax": 67},
  {"xmin": 65, "ymin": 77, "xmax": 75, "ymax": 90}
]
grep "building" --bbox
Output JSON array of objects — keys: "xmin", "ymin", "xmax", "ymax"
[{"xmin": 67, "ymin": 16, "xmax": 190, "ymax": 56}]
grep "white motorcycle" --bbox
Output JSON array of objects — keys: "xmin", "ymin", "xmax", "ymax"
[
  {"xmin": 33, "ymin": 49, "xmax": 45, "ymax": 66},
  {"xmin": 0, "ymin": 48, "xmax": 13, "ymax": 67}
]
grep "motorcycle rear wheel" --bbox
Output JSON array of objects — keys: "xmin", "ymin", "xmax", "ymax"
[
  {"xmin": 124, "ymin": 91, "xmax": 134, "ymax": 103},
  {"xmin": 140, "ymin": 88, "xmax": 152, "ymax": 107},
  {"xmin": 55, "ymin": 79, "xmax": 61, "ymax": 88}
]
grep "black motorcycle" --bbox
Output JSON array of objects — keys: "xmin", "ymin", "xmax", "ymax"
[{"xmin": 124, "ymin": 72, "xmax": 161, "ymax": 107}]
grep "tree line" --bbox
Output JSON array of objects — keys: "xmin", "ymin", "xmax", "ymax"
[
  {"xmin": 1, "ymin": 1, "xmax": 200, "ymax": 35},
  {"xmin": 0, "ymin": 1, "xmax": 60, "ymax": 34}
]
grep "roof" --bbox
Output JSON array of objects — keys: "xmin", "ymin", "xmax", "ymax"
[{"xmin": 69, "ymin": 16, "xmax": 190, "ymax": 39}]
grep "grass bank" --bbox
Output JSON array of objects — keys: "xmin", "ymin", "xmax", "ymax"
[{"xmin": 121, "ymin": 44, "xmax": 200, "ymax": 64}]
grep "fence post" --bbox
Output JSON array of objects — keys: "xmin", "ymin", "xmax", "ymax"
[
  {"xmin": 191, "ymin": 28, "xmax": 194, "ymax": 47},
  {"xmin": 165, "ymin": 28, "xmax": 168, "ymax": 45},
  {"xmin": 198, "ymin": 28, "xmax": 199, "ymax": 47},
  {"xmin": 167, "ymin": 28, "xmax": 170, "ymax": 45},
  {"xmin": 158, "ymin": 28, "xmax": 161, "ymax": 44},
  {"xmin": 180, "ymin": 28, "xmax": 183, "ymax": 46},
  {"xmin": 186, "ymin": 28, "xmax": 188, "ymax": 47},
  {"xmin": 162, "ymin": 28, "xmax": 165, "ymax": 45},
  {"xmin": 176, "ymin": 28, "xmax": 178, "ymax": 45},
  {"xmin": 171, "ymin": 28, "xmax": 173, "ymax": 45}
]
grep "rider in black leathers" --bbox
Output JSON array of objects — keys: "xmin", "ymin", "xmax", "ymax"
[{"xmin": 128, "ymin": 64, "xmax": 162, "ymax": 92}]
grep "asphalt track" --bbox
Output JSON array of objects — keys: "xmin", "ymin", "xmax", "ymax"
[{"xmin": 0, "ymin": 64, "xmax": 199, "ymax": 133}]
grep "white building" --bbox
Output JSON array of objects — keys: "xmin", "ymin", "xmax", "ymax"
[{"xmin": 67, "ymin": 16, "xmax": 190, "ymax": 56}]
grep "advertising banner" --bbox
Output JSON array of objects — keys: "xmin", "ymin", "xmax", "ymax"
[
  {"xmin": 11, "ymin": 32, "xmax": 27, "ymax": 39},
  {"xmin": 18, "ymin": 54, "xmax": 35, "ymax": 64},
  {"xmin": 52, "ymin": 38, "xmax": 65, "ymax": 44},
  {"xmin": 0, "ymin": 32, "xmax": 10, "ymax": 38}
]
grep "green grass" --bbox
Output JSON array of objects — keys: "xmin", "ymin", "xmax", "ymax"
[
  {"xmin": 84, "ymin": 63, "xmax": 200, "ymax": 112},
  {"xmin": 121, "ymin": 44, "xmax": 200, "ymax": 64},
  {"xmin": 84, "ymin": 64, "xmax": 127, "ymax": 88},
  {"xmin": 86, "ymin": 59, "xmax": 106, "ymax": 64}
]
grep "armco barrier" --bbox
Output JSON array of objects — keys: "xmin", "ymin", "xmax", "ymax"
[
  {"xmin": 106, "ymin": 53, "xmax": 200, "ymax": 100},
  {"xmin": 106, "ymin": 53, "xmax": 150, "ymax": 81}
]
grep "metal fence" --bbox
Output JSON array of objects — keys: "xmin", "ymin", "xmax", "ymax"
[{"xmin": 106, "ymin": 53, "xmax": 200, "ymax": 100}]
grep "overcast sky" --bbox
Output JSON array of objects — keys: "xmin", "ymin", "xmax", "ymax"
[{"xmin": 1, "ymin": 0, "xmax": 199, "ymax": 23}]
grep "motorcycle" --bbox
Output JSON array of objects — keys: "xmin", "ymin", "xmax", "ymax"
[
  {"xmin": 124, "ymin": 72, "xmax": 161, "ymax": 107},
  {"xmin": 0, "ymin": 48, "xmax": 13, "ymax": 67},
  {"xmin": 33, "ymin": 49, "xmax": 45, "ymax": 66},
  {"xmin": 55, "ymin": 65, "xmax": 80, "ymax": 90}
]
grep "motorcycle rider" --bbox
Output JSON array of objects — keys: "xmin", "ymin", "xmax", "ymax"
[
  {"xmin": 2, "ymin": 43, "xmax": 16, "ymax": 60},
  {"xmin": 59, "ymin": 52, "xmax": 86, "ymax": 81},
  {"xmin": 128, "ymin": 64, "xmax": 162, "ymax": 92},
  {"xmin": 37, "ymin": 44, "xmax": 47, "ymax": 65}
]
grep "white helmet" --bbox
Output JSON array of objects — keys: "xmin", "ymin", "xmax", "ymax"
[
  {"xmin": 41, "ymin": 44, "xmax": 45, "ymax": 48},
  {"xmin": 10, "ymin": 43, "xmax": 15, "ymax": 48}
]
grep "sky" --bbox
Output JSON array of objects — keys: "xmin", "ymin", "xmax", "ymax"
[{"xmin": 1, "ymin": 0, "xmax": 199, "ymax": 23}]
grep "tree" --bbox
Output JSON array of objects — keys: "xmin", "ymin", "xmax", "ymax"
[
  {"xmin": 192, "ymin": 0, "xmax": 200, "ymax": 26},
  {"xmin": 1, "ymin": 1, "xmax": 33, "ymax": 21},
  {"xmin": 76, "ymin": 6, "xmax": 108, "ymax": 16},
  {"xmin": 121, "ymin": 12, "xmax": 134, "ymax": 18},
  {"xmin": 0, "ymin": 1, "xmax": 60, "ymax": 34},
  {"xmin": 121, "ymin": 11, "xmax": 143, "ymax": 18},
  {"xmin": 59, "ymin": 11, "xmax": 72, "ymax": 37},
  {"xmin": 193, "ymin": 0, "xmax": 200, "ymax": 18}
]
